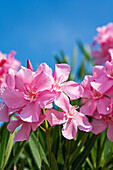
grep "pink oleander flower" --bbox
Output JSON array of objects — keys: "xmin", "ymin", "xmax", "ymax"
[
  {"xmin": 45, "ymin": 96, "xmax": 92, "ymax": 139},
  {"xmin": 0, "ymin": 51, "xmax": 21, "ymax": 87},
  {"xmin": 37, "ymin": 63, "xmax": 84, "ymax": 111},
  {"xmin": 0, "ymin": 62, "xmax": 55, "ymax": 123},
  {"xmin": 91, "ymin": 60, "xmax": 113, "ymax": 94},
  {"xmin": 80, "ymin": 73, "xmax": 112, "ymax": 116},
  {"xmin": 91, "ymin": 110, "xmax": 113, "ymax": 142},
  {"xmin": 92, "ymin": 23, "xmax": 113, "ymax": 65},
  {"xmin": 7, "ymin": 114, "xmax": 45, "ymax": 141}
]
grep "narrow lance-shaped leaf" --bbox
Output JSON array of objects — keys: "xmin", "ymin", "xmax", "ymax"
[
  {"xmin": 0, "ymin": 123, "xmax": 9, "ymax": 169},
  {"xmin": 51, "ymin": 152, "xmax": 58, "ymax": 170},
  {"xmin": 78, "ymin": 58, "xmax": 85, "ymax": 79},
  {"xmin": 71, "ymin": 46, "xmax": 77, "ymax": 72},
  {"xmin": 2, "ymin": 133, "xmax": 15, "ymax": 169},
  {"xmin": 60, "ymin": 50, "xmax": 68, "ymax": 64},
  {"xmin": 29, "ymin": 133, "xmax": 42, "ymax": 169}
]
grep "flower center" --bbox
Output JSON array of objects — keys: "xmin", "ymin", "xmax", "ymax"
[
  {"xmin": 92, "ymin": 89, "xmax": 102, "ymax": 99},
  {"xmin": 105, "ymin": 114, "xmax": 113, "ymax": 122},
  {"xmin": 69, "ymin": 108, "xmax": 74, "ymax": 116},
  {"xmin": 28, "ymin": 91, "xmax": 37, "ymax": 100},
  {"xmin": 53, "ymin": 82, "xmax": 62, "ymax": 92}
]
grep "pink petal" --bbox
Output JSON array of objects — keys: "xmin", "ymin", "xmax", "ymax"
[
  {"xmin": 0, "ymin": 105, "xmax": 10, "ymax": 122},
  {"xmin": 2, "ymin": 89, "xmax": 27, "ymax": 109},
  {"xmin": 15, "ymin": 67, "xmax": 34, "ymax": 92},
  {"xmin": 91, "ymin": 76, "xmax": 113, "ymax": 94},
  {"xmin": 97, "ymin": 97, "xmax": 111, "ymax": 114},
  {"xmin": 45, "ymin": 109, "xmax": 65, "ymax": 126},
  {"xmin": 38, "ymin": 90, "xmax": 56, "ymax": 108},
  {"xmin": 7, "ymin": 120, "xmax": 22, "ymax": 133},
  {"xmin": 14, "ymin": 123, "xmax": 31, "ymax": 141},
  {"xmin": 105, "ymin": 86, "xmax": 113, "ymax": 98},
  {"xmin": 81, "ymin": 75, "xmax": 94, "ymax": 89},
  {"xmin": 32, "ymin": 71, "xmax": 52, "ymax": 92},
  {"xmin": 7, "ymin": 51, "xmax": 21, "ymax": 70},
  {"xmin": 8, "ymin": 50, "xmax": 16, "ymax": 59},
  {"xmin": 93, "ymin": 110, "xmax": 103, "ymax": 119},
  {"xmin": 93, "ymin": 65, "xmax": 105, "ymax": 79},
  {"xmin": 62, "ymin": 81, "xmax": 84, "ymax": 100},
  {"xmin": 62, "ymin": 119, "xmax": 77, "ymax": 139},
  {"xmin": 54, "ymin": 92, "xmax": 69, "ymax": 113},
  {"xmin": 6, "ymin": 68, "xmax": 16, "ymax": 88},
  {"xmin": 76, "ymin": 112, "xmax": 92, "ymax": 132},
  {"xmin": 109, "ymin": 49, "xmax": 113, "ymax": 60},
  {"xmin": 45, "ymin": 103, "xmax": 53, "ymax": 109},
  {"xmin": 91, "ymin": 119, "xmax": 107, "ymax": 135},
  {"xmin": 107, "ymin": 122, "xmax": 113, "ymax": 142},
  {"xmin": 54, "ymin": 64, "xmax": 70, "ymax": 82},
  {"xmin": 36, "ymin": 63, "xmax": 53, "ymax": 77},
  {"xmin": 32, "ymin": 114, "xmax": 45, "ymax": 131},
  {"xmin": 20, "ymin": 102, "xmax": 41, "ymax": 122},
  {"xmin": 80, "ymin": 99, "xmax": 97, "ymax": 116}
]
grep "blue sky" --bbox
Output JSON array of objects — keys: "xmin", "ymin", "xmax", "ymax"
[{"xmin": 0, "ymin": 0, "xmax": 113, "ymax": 71}]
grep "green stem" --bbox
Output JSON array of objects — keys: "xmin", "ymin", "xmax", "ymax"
[
  {"xmin": 46, "ymin": 129, "xmax": 51, "ymax": 166},
  {"xmin": 43, "ymin": 108, "xmax": 48, "ymax": 130},
  {"xmin": 43, "ymin": 107, "xmax": 51, "ymax": 165}
]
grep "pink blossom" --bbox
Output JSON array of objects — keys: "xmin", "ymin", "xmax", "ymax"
[
  {"xmin": 95, "ymin": 23, "xmax": 113, "ymax": 50},
  {"xmin": 91, "ymin": 49, "xmax": 111, "ymax": 65},
  {"xmin": 36, "ymin": 63, "xmax": 84, "ymax": 110},
  {"xmin": 45, "ymin": 96, "xmax": 92, "ymax": 139},
  {"xmin": 92, "ymin": 23, "xmax": 113, "ymax": 64},
  {"xmin": 51, "ymin": 64, "xmax": 83, "ymax": 109},
  {"xmin": 91, "ymin": 60, "xmax": 113, "ymax": 94},
  {"xmin": 0, "ymin": 51, "xmax": 21, "ymax": 87},
  {"xmin": 0, "ymin": 63, "xmax": 55, "ymax": 123},
  {"xmin": 91, "ymin": 111, "xmax": 113, "ymax": 142},
  {"xmin": 80, "ymin": 74, "xmax": 112, "ymax": 116},
  {"xmin": 53, "ymin": 64, "xmax": 83, "ymax": 99}
]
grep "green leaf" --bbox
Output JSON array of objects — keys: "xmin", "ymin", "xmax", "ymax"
[
  {"xmin": 41, "ymin": 161, "xmax": 50, "ymax": 170},
  {"xmin": 77, "ymin": 41, "xmax": 91, "ymax": 61},
  {"xmin": 2, "ymin": 133, "xmax": 14, "ymax": 169},
  {"xmin": 29, "ymin": 132, "xmax": 49, "ymax": 169},
  {"xmin": 0, "ymin": 123, "xmax": 9, "ymax": 169},
  {"xmin": 71, "ymin": 46, "xmax": 77, "ymax": 71},
  {"xmin": 51, "ymin": 153, "xmax": 58, "ymax": 170},
  {"xmin": 7, "ymin": 141, "xmax": 27, "ymax": 170},
  {"xmin": 55, "ymin": 56, "xmax": 61, "ymax": 64},
  {"xmin": 38, "ymin": 140, "xmax": 49, "ymax": 166},
  {"xmin": 72, "ymin": 134, "xmax": 98, "ymax": 169},
  {"xmin": 29, "ymin": 133, "xmax": 42, "ymax": 169},
  {"xmin": 78, "ymin": 58, "xmax": 85, "ymax": 79},
  {"xmin": 57, "ymin": 143, "xmax": 64, "ymax": 165},
  {"xmin": 60, "ymin": 50, "xmax": 68, "ymax": 64},
  {"xmin": 18, "ymin": 159, "xmax": 25, "ymax": 170}
]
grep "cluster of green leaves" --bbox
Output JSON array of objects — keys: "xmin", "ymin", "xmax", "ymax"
[{"xmin": 0, "ymin": 43, "xmax": 113, "ymax": 170}]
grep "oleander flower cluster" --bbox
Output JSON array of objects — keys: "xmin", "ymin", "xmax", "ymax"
[
  {"xmin": 81, "ymin": 50, "xmax": 113, "ymax": 141},
  {"xmin": 0, "ymin": 60, "xmax": 92, "ymax": 141},
  {"xmin": 92, "ymin": 22, "xmax": 113, "ymax": 65},
  {"xmin": 1, "ymin": 22, "xmax": 113, "ymax": 143}
]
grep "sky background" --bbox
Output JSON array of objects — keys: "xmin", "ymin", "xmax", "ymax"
[{"xmin": 0, "ymin": 0, "xmax": 113, "ymax": 72}]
